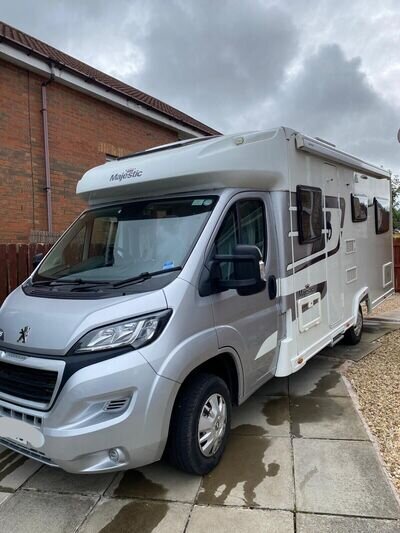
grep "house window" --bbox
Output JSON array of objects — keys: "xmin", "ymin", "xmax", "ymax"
[
  {"xmin": 351, "ymin": 194, "xmax": 368, "ymax": 222},
  {"xmin": 374, "ymin": 197, "xmax": 390, "ymax": 234},
  {"xmin": 296, "ymin": 186, "xmax": 323, "ymax": 244}
]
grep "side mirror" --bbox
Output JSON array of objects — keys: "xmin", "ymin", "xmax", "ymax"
[
  {"xmin": 200, "ymin": 244, "xmax": 266, "ymax": 296},
  {"xmin": 32, "ymin": 253, "xmax": 44, "ymax": 269}
]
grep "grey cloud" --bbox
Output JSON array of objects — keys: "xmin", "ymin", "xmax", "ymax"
[
  {"xmin": 265, "ymin": 44, "xmax": 400, "ymax": 172},
  {"xmin": 1, "ymin": 0, "xmax": 137, "ymax": 59},
  {"xmin": 1, "ymin": 1, "xmax": 399, "ymax": 173},
  {"xmin": 127, "ymin": 0, "xmax": 299, "ymax": 132}
]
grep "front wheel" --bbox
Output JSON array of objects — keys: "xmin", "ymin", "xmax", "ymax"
[
  {"xmin": 165, "ymin": 373, "xmax": 231, "ymax": 475},
  {"xmin": 343, "ymin": 306, "xmax": 363, "ymax": 345}
]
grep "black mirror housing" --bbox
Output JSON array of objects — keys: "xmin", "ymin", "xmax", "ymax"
[
  {"xmin": 32, "ymin": 253, "xmax": 44, "ymax": 269},
  {"xmin": 208, "ymin": 244, "xmax": 266, "ymax": 296}
]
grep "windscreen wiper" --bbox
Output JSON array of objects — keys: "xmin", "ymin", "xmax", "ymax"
[
  {"xmin": 31, "ymin": 278, "xmax": 111, "ymax": 287},
  {"xmin": 112, "ymin": 267, "xmax": 182, "ymax": 288},
  {"xmin": 70, "ymin": 281, "xmax": 114, "ymax": 292}
]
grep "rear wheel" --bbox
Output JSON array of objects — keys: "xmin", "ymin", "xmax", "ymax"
[
  {"xmin": 343, "ymin": 306, "xmax": 363, "ymax": 345},
  {"xmin": 165, "ymin": 373, "xmax": 231, "ymax": 475}
]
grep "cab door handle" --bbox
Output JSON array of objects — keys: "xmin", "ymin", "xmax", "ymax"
[{"xmin": 268, "ymin": 275, "xmax": 277, "ymax": 300}]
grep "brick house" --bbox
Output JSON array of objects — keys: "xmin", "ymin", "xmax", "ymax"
[{"xmin": 0, "ymin": 21, "xmax": 218, "ymax": 244}]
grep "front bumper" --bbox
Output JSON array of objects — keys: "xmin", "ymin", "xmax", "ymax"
[{"xmin": 0, "ymin": 350, "xmax": 179, "ymax": 473}]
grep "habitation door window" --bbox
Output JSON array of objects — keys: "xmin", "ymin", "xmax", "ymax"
[
  {"xmin": 351, "ymin": 194, "xmax": 368, "ymax": 222},
  {"xmin": 296, "ymin": 186, "xmax": 323, "ymax": 244},
  {"xmin": 374, "ymin": 197, "xmax": 390, "ymax": 234}
]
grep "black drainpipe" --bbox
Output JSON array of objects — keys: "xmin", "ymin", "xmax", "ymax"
[{"xmin": 41, "ymin": 64, "xmax": 55, "ymax": 233}]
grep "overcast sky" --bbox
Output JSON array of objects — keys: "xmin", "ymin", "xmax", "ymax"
[{"xmin": 2, "ymin": 0, "xmax": 400, "ymax": 173}]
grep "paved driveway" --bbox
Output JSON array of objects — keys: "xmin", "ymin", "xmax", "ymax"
[{"xmin": 0, "ymin": 326, "xmax": 399, "ymax": 532}]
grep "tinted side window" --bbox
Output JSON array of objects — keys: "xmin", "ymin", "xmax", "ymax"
[
  {"xmin": 351, "ymin": 194, "xmax": 368, "ymax": 222},
  {"xmin": 214, "ymin": 199, "xmax": 266, "ymax": 281},
  {"xmin": 62, "ymin": 225, "xmax": 86, "ymax": 268},
  {"xmin": 215, "ymin": 207, "xmax": 238, "ymax": 280},
  {"xmin": 238, "ymin": 200, "xmax": 265, "ymax": 257},
  {"xmin": 374, "ymin": 197, "xmax": 390, "ymax": 234},
  {"xmin": 297, "ymin": 186, "xmax": 323, "ymax": 244},
  {"xmin": 89, "ymin": 216, "xmax": 118, "ymax": 259}
]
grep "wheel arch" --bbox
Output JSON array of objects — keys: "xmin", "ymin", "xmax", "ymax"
[
  {"xmin": 353, "ymin": 286, "xmax": 369, "ymax": 324},
  {"xmin": 176, "ymin": 351, "xmax": 242, "ymax": 406},
  {"xmin": 162, "ymin": 351, "xmax": 242, "ymax": 466}
]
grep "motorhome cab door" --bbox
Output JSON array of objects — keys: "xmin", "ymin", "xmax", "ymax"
[
  {"xmin": 209, "ymin": 194, "xmax": 280, "ymax": 391},
  {"xmin": 323, "ymin": 163, "xmax": 344, "ymax": 327}
]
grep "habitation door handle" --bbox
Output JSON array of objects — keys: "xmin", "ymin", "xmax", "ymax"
[{"xmin": 326, "ymin": 221, "xmax": 333, "ymax": 241}]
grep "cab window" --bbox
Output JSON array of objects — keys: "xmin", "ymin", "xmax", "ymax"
[{"xmin": 215, "ymin": 199, "xmax": 266, "ymax": 280}]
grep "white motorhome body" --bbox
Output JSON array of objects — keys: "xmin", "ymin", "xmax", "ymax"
[
  {"xmin": 78, "ymin": 127, "xmax": 394, "ymax": 377},
  {"xmin": 0, "ymin": 126, "xmax": 393, "ymax": 474}
]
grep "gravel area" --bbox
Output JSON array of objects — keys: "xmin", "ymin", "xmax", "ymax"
[{"xmin": 345, "ymin": 327, "xmax": 400, "ymax": 494}]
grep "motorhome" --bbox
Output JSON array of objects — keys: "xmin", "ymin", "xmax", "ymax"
[{"xmin": 0, "ymin": 127, "xmax": 393, "ymax": 474}]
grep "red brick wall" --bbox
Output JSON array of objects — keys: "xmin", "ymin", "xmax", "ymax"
[{"xmin": 0, "ymin": 58, "xmax": 179, "ymax": 243}]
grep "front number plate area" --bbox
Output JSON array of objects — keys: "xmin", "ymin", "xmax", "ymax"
[{"xmin": 0, "ymin": 416, "xmax": 45, "ymax": 448}]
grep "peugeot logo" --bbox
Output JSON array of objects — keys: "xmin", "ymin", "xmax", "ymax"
[{"xmin": 17, "ymin": 326, "xmax": 31, "ymax": 344}]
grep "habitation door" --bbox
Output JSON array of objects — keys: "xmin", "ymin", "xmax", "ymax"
[
  {"xmin": 323, "ymin": 163, "xmax": 344, "ymax": 327},
  {"xmin": 210, "ymin": 194, "xmax": 280, "ymax": 392}
]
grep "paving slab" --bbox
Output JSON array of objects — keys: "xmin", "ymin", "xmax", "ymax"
[
  {"xmin": 362, "ymin": 323, "xmax": 398, "ymax": 342},
  {"xmin": 366, "ymin": 313, "xmax": 400, "ymax": 324},
  {"xmin": 294, "ymin": 439, "xmax": 400, "ymax": 518},
  {"xmin": 290, "ymin": 396, "xmax": 369, "ymax": 440},
  {"xmin": 289, "ymin": 358, "xmax": 348, "ymax": 398},
  {"xmin": 231, "ymin": 396, "xmax": 290, "ymax": 437},
  {"xmin": 253, "ymin": 377, "xmax": 289, "ymax": 397},
  {"xmin": 106, "ymin": 461, "xmax": 201, "ymax": 503},
  {"xmin": 187, "ymin": 505, "xmax": 294, "ymax": 533},
  {"xmin": 319, "ymin": 340, "xmax": 379, "ymax": 361},
  {"xmin": 25, "ymin": 465, "xmax": 116, "ymax": 495},
  {"xmin": 197, "ymin": 435, "xmax": 294, "ymax": 509},
  {"xmin": 0, "ymin": 491, "xmax": 11, "ymax": 506},
  {"xmin": 0, "ymin": 490, "xmax": 96, "ymax": 533},
  {"xmin": 297, "ymin": 513, "xmax": 400, "ymax": 532},
  {"xmin": 79, "ymin": 498, "xmax": 190, "ymax": 533},
  {"xmin": 0, "ymin": 446, "xmax": 42, "ymax": 491}
]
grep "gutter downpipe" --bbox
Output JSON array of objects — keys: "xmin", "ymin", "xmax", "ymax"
[{"xmin": 41, "ymin": 64, "xmax": 55, "ymax": 233}]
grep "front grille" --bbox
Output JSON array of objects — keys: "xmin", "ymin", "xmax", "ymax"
[
  {"xmin": 0, "ymin": 404, "xmax": 42, "ymax": 427},
  {"xmin": 0, "ymin": 361, "xmax": 58, "ymax": 405}
]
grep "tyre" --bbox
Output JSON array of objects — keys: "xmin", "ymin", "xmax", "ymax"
[
  {"xmin": 165, "ymin": 372, "xmax": 231, "ymax": 475},
  {"xmin": 343, "ymin": 306, "xmax": 363, "ymax": 345}
]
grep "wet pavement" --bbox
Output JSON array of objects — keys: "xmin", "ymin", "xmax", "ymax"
[{"xmin": 0, "ymin": 322, "xmax": 399, "ymax": 532}]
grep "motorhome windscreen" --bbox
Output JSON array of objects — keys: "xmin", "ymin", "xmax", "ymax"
[{"xmin": 33, "ymin": 196, "xmax": 217, "ymax": 285}]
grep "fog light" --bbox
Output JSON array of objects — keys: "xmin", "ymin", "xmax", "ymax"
[{"xmin": 109, "ymin": 448, "xmax": 120, "ymax": 463}]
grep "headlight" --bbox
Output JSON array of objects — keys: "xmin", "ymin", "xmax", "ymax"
[{"xmin": 74, "ymin": 310, "xmax": 172, "ymax": 353}]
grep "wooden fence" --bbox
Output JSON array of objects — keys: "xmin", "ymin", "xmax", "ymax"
[
  {"xmin": 0, "ymin": 243, "xmax": 52, "ymax": 304},
  {"xmin": 394, "ymin": 238, "xmax": 400, "ymax": 292}
]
